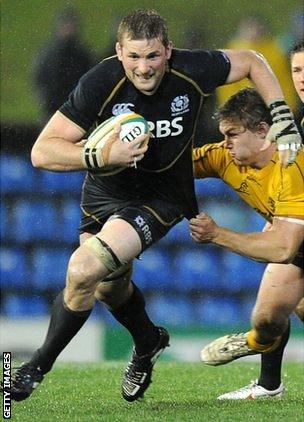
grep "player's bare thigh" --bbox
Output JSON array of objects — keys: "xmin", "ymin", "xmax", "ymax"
[
  {"xmin": 253, "ymin": 262, "xmax": 304, "ymax": 317},
  {"xmin": 66, "ymin": 218, "xmax": 142, "ymax": 310},
  {"xmin": 81, "ymin": 219, "xmax": 138, "ymax": 305},
  {"xmin": 80, "ymin": 218, "xmax": 142, "ymax": 257}
]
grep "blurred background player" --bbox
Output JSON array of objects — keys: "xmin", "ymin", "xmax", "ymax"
[
  {"xmin": 277, "ymin": 9, "xmax": 304, "ymax": 55},
  {"xmin": 191, "ymin": 82, "xmax": 303, "ymax": 399},
  {"xmin": 216, "ymin": 15, "xmax": 298, "ymax": 113},
  {"xmin": 182, "ymin": 26, "xmax": 219, "ymax": 145},
  {"xmin": 32, "ymin": 6, "xmax": 94, "ymax": 124}
]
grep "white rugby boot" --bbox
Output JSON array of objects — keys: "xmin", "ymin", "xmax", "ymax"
[
  {"xmin": 217, "ymin": 380, "xmax": 285, "ymax": 400},
  {"xmin": 200, "ymin": 332, "xmax": 257, "ymax": 365}
]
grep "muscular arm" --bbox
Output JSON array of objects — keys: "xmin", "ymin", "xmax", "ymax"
[
  {"xmin": 189, "ymin": 213, "xmax": 304, "ymax": 263},
  {"xmin": 31, "ymin": 111, "xmax": 148, "ymax": 172},
  {"xmin": 31, "ymin": 111, "xmax": 87, "ymax": 171},
  {"xmin": 222, "ymin": 49, "xmax": 284, "ymax": 105}
]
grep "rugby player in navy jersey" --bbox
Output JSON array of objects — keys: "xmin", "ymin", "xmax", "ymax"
[{"xmin": 3, "ymin": 10, "xmax": 302, "ymax": 403}]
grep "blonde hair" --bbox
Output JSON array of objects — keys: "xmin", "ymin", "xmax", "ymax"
[{"xmin": 117, "ymin": 9, "xmax": 169, "ymax": 47}]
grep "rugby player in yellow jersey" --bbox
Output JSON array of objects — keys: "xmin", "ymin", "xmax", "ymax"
[{"xmin": 191, "ymin": 86, "xmax": 304, "ymax": 399}]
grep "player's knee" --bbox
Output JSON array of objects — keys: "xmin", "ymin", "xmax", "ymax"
[
  {"xmin": 252, "ymin": 307, "xmax": 288, "ymax": 337},
  {"xmin": 67, "ymin": 236, "xmax": 126, "ymax": 293},
  {"xmin": 67, "ymin": 251, "xmax": 101, "ymax": 294}
]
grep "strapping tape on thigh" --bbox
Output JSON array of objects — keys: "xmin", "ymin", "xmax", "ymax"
[{"xmin": 83, "ymin": 236, "xmax": 122, "ymax": 272}]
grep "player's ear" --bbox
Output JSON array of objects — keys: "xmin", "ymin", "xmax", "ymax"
[
  {"xmin": 116, "ymin": 42, "xmax": 123, "ymax": 61},
  {"xmin": 260, "ymin": 139, "xmax": 272, "ymax": 151},
  {"xmin": 259, "ymin": 122, "xmax": 272, "ymax": 151},
  {"xmin": 165, "ymin": 41, "xmax": 173, "ymax": 60},
  {"xmin": 257, "ymin": 122, "xmax": 269, "ymax": 138}
]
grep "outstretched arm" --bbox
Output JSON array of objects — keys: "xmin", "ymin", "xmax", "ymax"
[
  {"xmin": 223, "ymin": 49, "xmax": 282, "ymax": 103},
  {"xmin": 223, "ymin": 49, "xmax": 302, "ymax": 165},
  {"xmin": 189, "ymin": 212, "xmax": 304, "ymax": 263}
]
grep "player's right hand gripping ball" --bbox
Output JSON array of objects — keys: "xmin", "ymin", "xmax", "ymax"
[
  {"xmin": 82, "ymin": 112, "xmax": 149, "ymax": 171},
  {"xmin": 266, "ymin": 100, "xmax": 302, "ymax": 166}
]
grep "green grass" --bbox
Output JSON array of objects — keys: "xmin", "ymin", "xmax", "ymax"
[{"xmin": 4, "ymin": 362, "xmax": 303, "ymax": 421}]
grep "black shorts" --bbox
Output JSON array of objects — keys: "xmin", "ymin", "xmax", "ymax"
[{"xmin": 79, "ymin": 198, "xmax": 184, "ymax": 252}]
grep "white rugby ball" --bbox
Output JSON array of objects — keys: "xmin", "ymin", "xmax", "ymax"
[
  {"xmin": 85, "ymin": 113, "xmax": 149, "ymax": 175},
  {"xmin": 86, "ymin": 112, "xmax": 150, "ymax": 150}
]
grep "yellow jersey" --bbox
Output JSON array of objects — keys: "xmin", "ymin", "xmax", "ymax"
[{"xmin": 193, "ymin": 142, "xmax": 304, "ymax": 223}]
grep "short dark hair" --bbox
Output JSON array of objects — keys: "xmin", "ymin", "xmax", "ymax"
[
  {"xmin": 215, "ymin": 88, "xmax": 272, "ymax": 130},
  {"xmin": 117, "ymin": 9, "xmax": 169, "ymax": 46},
  {"xmin": 290, "ymin": 41, "xmax": 304, "ymax": 59}
]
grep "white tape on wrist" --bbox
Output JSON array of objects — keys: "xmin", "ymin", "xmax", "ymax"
[
  {"xmin": 277, "ymin": 144, "xmax": 289, "ymax": 151},
  {"xmin": 269, "ymin": 100, "xmax": 293, "ymax": 123},
  {"xmin": 81, "ymin": 147, "xmax": 104, "ymax": 169}
]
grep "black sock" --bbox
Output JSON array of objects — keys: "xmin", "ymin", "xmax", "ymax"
[
  {"xmin": 258, "ymin": 319, "xmax": 290, "ymax": 390},
  {"xmin": 30, "ymin": 291, "xmax": 92, "ymax": 373},
  {"xmin": 110, "ymin": 282, "xmax": 159, "ymax": 355}
]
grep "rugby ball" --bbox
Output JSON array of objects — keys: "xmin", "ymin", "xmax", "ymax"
[
  {"xmin": 84, "ymin": 112, "xmax": 149, "ymax": 175},
  {"xmin": 86, "ymin": 112, "xmax": 150, "ymax": 150}
]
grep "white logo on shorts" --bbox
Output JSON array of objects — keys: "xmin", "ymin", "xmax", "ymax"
[
  {"xmin": 134, "ymin": 215, "xmax": 153, "ymax": 245},
  {"xmin": 112, "ymin": 103, "xmax": 134, "ymax": 115}
]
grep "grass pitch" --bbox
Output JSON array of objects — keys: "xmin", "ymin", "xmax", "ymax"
[{"xmin": 5, "ymin": 362, "xmax": 303, "ymax": 421}]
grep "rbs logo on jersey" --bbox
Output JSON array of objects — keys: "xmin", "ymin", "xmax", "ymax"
[{"xmin": 148, "ymin": 117, "xmax": 183, "ymax": 138}]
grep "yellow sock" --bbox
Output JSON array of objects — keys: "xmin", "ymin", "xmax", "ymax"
[{"xmin": 247, "ymin": 329, "xmax": 281, "ymax": 353}]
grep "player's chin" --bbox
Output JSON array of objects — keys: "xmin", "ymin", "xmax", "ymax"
[
  {"xmin": 137, "ymin": 83, "xmax": 156, "ymax": 93},
  {"xmin": 233, "ymin": 157, "xmax": 244, "ymax": 165},
  {"xmin": 134, "ymin": 78, "xmax": 157, "ymax": 92}
]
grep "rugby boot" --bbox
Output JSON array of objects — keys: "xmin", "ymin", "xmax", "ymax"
[
  {"xmin": 122, "ymin": 327, "xmax": 170, "ymax": 402},
  {"xmin": 200, "ymin": 332, "xmax": 257, "ymax": 365},
  {"xmin": 0, "ymin": 362, "xmax": 44, "ymax": 401},
  {"xmin": 217, "ymin": 379, "xmax": 285, "ymax": 400},
  {"xmin": 201, "ymin": 331, "xmax": 282, "ymax": 366}
]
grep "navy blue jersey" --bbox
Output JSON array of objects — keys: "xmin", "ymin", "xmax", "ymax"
[{"xmin": 60, "ymin": 48, "xmax": 230, "ymax": 219}]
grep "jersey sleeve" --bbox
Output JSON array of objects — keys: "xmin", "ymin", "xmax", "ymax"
[
  {"xmin": 192, "ymin": 141, "xmax": 229, "ymax": 178},
  {"xmin": 171, "ymin": 49, "xmax": 231, "ymax": 94},
  {"xmin": 274, "ymin": 155, "xmax": 304, "ymax": 219},
  {"xmin": 59, "ymin": 57, "xmax": 124, "ymax": 132}
]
